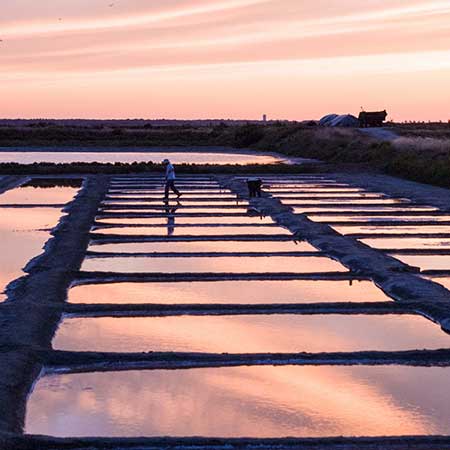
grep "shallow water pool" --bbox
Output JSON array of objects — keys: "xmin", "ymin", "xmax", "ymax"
[
  {"xmin": 392, "ymin": 254, "xmax": 450, "ymax": 271},
  {"xmin": 95, "ymin": 216, "xmax": 276, "ymax": 226},
  {"xmin": 0, "ymin": 151, "xmax": 288, "ymax": 165},
  {"xmin": 0, "ymin": 185, "xmax": 80, "ymax": 205},
  {"xmin": 81, "ymin": 256, "xmax": 346, "ymax": 274},
  {"xmin": 53, "ymin": 314, "xmax": 449, "ymax": 353},
  {"xmin": 26, "ymin": 366, "xmax": 450, "ymax": 437},
  {"xmin": 68, "ymin": 279, "xmax": 390, "ymax": 304},
  {"xmin": 0, "ymin": 207, "xmax": 64, "ymax": 300},
  {"xmin": 91, "ymin": 225, "xmax": 291, "ymax": 237},
  {"xmin": 333, "ymin": 225, "xmax": 450, "ymax": 235},
  {"xmin": 88, "ymin": 240, "xmax": 313, "ymax": 254},
  {"xmin": 360, "ymin": 237, "xmax": 450, "ymax": 250}
]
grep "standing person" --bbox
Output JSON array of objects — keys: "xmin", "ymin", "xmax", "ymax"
[{"xmin": 162, "ymin": 159, "xmax": 182, "ymax": 200}]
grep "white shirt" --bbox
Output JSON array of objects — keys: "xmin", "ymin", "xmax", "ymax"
[{"xmin": 165, "ymin": 163, "xmax": 176, "ymax": 181}]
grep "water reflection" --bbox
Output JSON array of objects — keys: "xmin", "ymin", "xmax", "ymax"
[
  {"xmin": 91, "ymin": 226, "xmax": 291, "ymax": 236},
  {"xmin": 0, "ymin": 186, "xmax": 80, "ymax": 205},
  {"xmin": 0, "ymin": 208, "xmax": 64, "ymax": 300},
  {"xmin": 101, "ymin": 208, "xmax": 250, "ymax": 214},
  {"xmin": 295, "ymin": 206, "xmax": 436, "ymax": 214},
  {"xmin": 104, "ymin": 200, "xmax": 249, "ymax": 206},
  {"xmin": 54, "ymin": 314, "xmax": 450, "ymax": 353},
  {"xmin": 108, "ymin": 190, "xmax": 232, "ymax": 196},
  {"xmin": 0, "ymin": 182, "xmax": 80, "ymax": 300},
  {"xmin": 164, "ymin": 202, "xmax": 179, "ymax": 237},
  {"xmin": 392, "ymin": 255, "xmax": 450, "ymax": 271},
  {"xmin": 25, "ymin": 366, "xmax": 450, "ymax": 437},
  {"xmin": 360, "ymin": 238, "xmax": 450, "ymax": 250},
  {"xmin": 270, "ymin": 188, "xmax": 364, "ymax": 193},
  {"xmin": 68, "ymin": 279, "xmax": 389, "ymax": 304},
  {"xmin": 0, "ymin": 151, "xmax": 285, "ymax": 165},
  {"xmin": 276, "ymin": 193, "xmax": 384, "ymax": 198},
  {"xmin": 334, "ymin": 225, "xmax": 450, "ymax": 235},
  {"xmin": 283, "ymin": 199, "xmax": 406, "ymax": 205},
  {"xmin": 89, "ymin": 240, "xmax": 314, "ymax": 254},
  {"xmin": 312, "ymin": 215, "xmax": 450, "ymax": 223},
  {"xmin": 81, "ymin": 256, "xmax": 346, "ymax": 274},
  {"xmin": 95, "ymin": 216, "xmax": 276, "ymax": 226}
]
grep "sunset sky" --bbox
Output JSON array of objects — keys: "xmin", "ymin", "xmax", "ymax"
[{"xmin": 2, "ymin": 0, "xmax": 450, "ymax": 120}]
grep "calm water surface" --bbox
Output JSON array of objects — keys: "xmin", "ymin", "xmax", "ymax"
[
  {"xmin": 312, "ymin": 215, "xmax": 450, "ymax": 223},
  {"xmin": 91, "ymin": 225, "xmax": 291, "ymax": 236},
  {"xmin": 0, "ymin": 208, "xmax": 63, "ymax": 300},
  {"xmin": 25, "ymin": 366, "xmax": 450, "ymax": 437},
  {"xmin": 392, "ymin": 255, "xmax": 450, "ymax": 271},
  {"xmin": 334, "ymin": 225, "xmax": 450, "ymax": 235},
  {"xmin": 0, "ymin": 151, "xmax": 285, "ymax": 165},
  {"xmin": 0, "ymin": 183, "xmax": 80, "ymax": 300},
  {"xmin": 54, "ymin": 314, "xmax": 450, "ymax": 353},
  {"xmin": 81, "ymin": 256, "xmax": 346, "ymax": 274},
  {"xmin": 88, "ymin": 240, "xmax": 315, "ymax": 254},
  {"xmin": 95, "ymin": 216, "xmax": 277, "ymax": 225},
  {"xmin": 295, "ymin": 206, "xmax": 437, "ymax": 214},
  {"xmin": 0, "ymin": 186, "xmax": 80, "ymax": 205},
  {"xmin": 68, "ymin": 279, "xmax": 389, "ymax": 304},
  {"xmin": 360, "ymin": 237, "xmax": 450, "ymax": 249}
]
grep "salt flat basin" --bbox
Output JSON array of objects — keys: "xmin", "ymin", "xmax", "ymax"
[
  {"xmin": 0, "ymin": 185, "xmax": 80, "ymax": 205},
  {"xmin": 102, "ymin": 200, "xmax": 248, "ymax": 206},
  {"xmin": 266, "ymin": 183, "xmax": 347, "ymax": 188},
  {"xmin": 269, "ymin": 188, "xmax": 364, "ymax": 193},
  {"xmin": 101, "ymin": 207, "xmax": 251, "ymax": 214},
  {"xmin": 392, "ymin": 255, "xmax": 450, "ymax": 271},
  {"xmin": 108, "ymin": 190, "xmax": 232, "ymax": 196},
  {"xmin": 109, "ymin": 183, "xmax": 221, "ymax": 189},
  {"xmin": 95, "ymin": 216, "xmax": 276, "ymax": 225},
  {"xmin": 333, "ymin": 225, "xmax": 450, "ymax": 235},
  {"xmin": 282, "ymin": 199, "xmax": 407, "ymax": 205},
  {"xmin": 53, "ymin": 314, "xmax": 450, "ymax": 353},
  {"xmin": 110, "ymin": 180, "xmax": 219, "ymax": 184},
  {"xmin": 360, "ymin": 238, "xmax": 450, "ymax": 250},
  {"xmin": 81, "ymin": 256, "xmax": 346, "ymax": 274},
  {"xmin": 0, "ymin": 151, "xmax": 290, "ymax": 165},
  {"xmin": 88, "ymin": 240, "xmax": 317, "ymax": 254},
  {"xmin": 68, "ymin": 279, "xmax": 390, "ymax": 304},
  {"xmin": 256, "ymin": 176, "xmax": 333, "ymax": 181},
  {"xmin": 109, "ymin": 185, "xmax": 224, "ymax": 191},
  {"xmin": 273, "ymin": 193, "xmax": 385, "ymax": 199},
  {"xmin": 106, "ymin": 195, "xmax": 239, "ymax": 201},
  {"xmin": 26, "ymin": 366, "xmax": 450, "ymax": 437},
  {"xmin": 295, "ymin": 206, "xmax": 436, "ymax": 214},
  {"xmin": 112, "ymin": 176, "xmax": 215, "ymax": 181},
  {"xmin": 0, "ymin": 207, "xmax": 64, "ymax": 301},
  {"xmin": 311, "ymin": 215, "xmax": 450, "ymax": 223},
  {"xmin": 91, "ymin": 225, "xmax": 291, "ymax": 236}
]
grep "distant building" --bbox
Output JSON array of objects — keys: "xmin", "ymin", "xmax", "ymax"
[{"xmin": 262, "ymin": 114, "xmax": 267, "ymax": 123}]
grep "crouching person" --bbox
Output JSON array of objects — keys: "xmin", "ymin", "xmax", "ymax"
[{"xmin": 247, "ymin": 177, "xmax": 262, "ymax": 197}]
